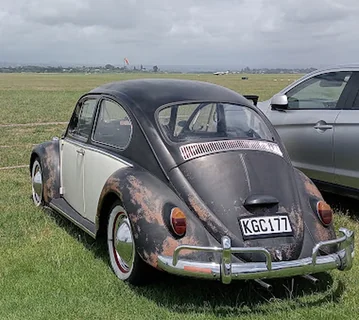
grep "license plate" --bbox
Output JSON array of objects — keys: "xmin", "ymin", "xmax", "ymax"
[{"xmin": 239, "ymin": 215, "xmax": 293, "ymax": 239}]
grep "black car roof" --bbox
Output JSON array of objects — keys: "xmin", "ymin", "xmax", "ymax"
[{"xmin": 89, "ymin": 79, "xmax": 251, "ymax": 112}]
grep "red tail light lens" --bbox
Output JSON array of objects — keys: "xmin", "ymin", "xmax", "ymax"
[
  {"xmin": 317, "ymin": 201, "xmax": 333, "ymax": 226},
  {"xmin": 170, "ymin": 207, "xmax": 186, "ymax": 236}
]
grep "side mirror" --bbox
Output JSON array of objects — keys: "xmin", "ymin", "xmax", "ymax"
[{"xmin": 271, "ymin": 94, "xmax": 288, "ymax": 111}]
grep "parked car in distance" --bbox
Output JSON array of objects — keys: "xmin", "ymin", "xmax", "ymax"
[
  {"xmin": 30, "ymin": 79, "xmax": 354, "ymax": 286},
  {"xmin": 258, "ymin": 66, "xmax": 359, "ymax": 199}
]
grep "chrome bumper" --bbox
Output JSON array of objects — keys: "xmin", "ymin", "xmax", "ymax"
[{"xmin": 157, "ymin": 228, "xmax": 355, "ymax": 284}]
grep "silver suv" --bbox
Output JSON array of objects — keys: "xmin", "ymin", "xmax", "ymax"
[{"xmin": 257, "ymin": 65, "xmax": 359, "ymax": 198}]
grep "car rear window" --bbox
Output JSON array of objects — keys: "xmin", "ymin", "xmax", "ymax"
[{"xmin": 157, "ymin": 102, "xmax": 273, "ymax": 142}]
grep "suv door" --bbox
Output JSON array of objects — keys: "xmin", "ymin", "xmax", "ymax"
[
  {"xmin": 333, "ymin": 72, "xmax": 359, "ymax": 189},
  {"xmin": 61, "ymin": 97, "xmax": 98, "ymax": 215},
  {"xmin": 266, "ymin": 71, "xmax": 353, "ymax": 183}
]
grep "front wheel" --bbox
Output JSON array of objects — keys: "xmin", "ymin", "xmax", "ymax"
[
  {"xmin": 107, "ymin": 202, "xmax": 152, "ymax": 285},
  {"xmin": 31, "ymin": 158, "xmax": 43, "ymax": 206}
]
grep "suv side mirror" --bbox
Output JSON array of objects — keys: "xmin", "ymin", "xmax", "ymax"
[{"xmin": 271, "ymin": 94, "xmax": 288, "ymax": 111}]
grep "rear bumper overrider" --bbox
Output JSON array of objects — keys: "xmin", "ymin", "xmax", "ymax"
[{"xmin": 157, "ymin": 228, "xmax": 354, "ymax": 284}]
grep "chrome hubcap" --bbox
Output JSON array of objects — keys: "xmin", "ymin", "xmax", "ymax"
[
  {"xmin": 113, "ymin": 214, "xmax": 134, "ymax": 273},
  {"xmin": 32, "ymin": 162, "xmax": 43, "ymax": 205}
]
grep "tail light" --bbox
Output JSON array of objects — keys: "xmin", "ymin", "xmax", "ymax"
[
  {"xmin": 317, "ymin": 201, "xmax": 333, "ymax": 226},
  {"xmin": 170, "ymin": 207, "xmax": 186, "ymax": 236}
]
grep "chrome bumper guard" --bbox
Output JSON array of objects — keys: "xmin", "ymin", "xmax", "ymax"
[{"xmin": 157, "ymin": 228, "xmax": 355, "ymax": 284}]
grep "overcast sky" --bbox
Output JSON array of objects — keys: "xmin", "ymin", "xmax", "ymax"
[{"xmin": 1, "ymin": 0, "xmax": 358, "ymax": 68}]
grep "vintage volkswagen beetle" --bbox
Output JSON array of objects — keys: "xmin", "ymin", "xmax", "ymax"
[{"xmin": 30, "ymin": 79, "xmax": 354, "ymax": 286}]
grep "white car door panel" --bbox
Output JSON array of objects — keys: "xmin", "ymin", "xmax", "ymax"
[
  {"xmin": 60, "ymin": 96, "xmax": 98, "ymax": 216},
  {"xmin": 83, "ymin": 149, "xmax": 130, "ymax": 223},
  {"xmin": 61, "ymin": 139, "xmax": 85, "ymax": 215}
]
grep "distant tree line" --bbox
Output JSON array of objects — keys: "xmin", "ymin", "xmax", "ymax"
[
  {"xmin": 0, "ymin": 64, "xmax": 161, "ymax": 74},
  {"xmin": 238, "ymin": 66, "xmax": 317, "ymax": 74}
]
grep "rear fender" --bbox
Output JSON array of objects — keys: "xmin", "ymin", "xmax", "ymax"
[
  {"xmin": 96, "ymin": 167, "xmax": 216, "ymax": 268},
  {"xmin": 30, "ymin": 140, "xmax": 61, "ymax": 203},
  {"xmin": 294, "ymin": 169, "xmax": 337, "ymax": 256}
]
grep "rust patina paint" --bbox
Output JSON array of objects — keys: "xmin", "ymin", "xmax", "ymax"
[
  {"xmin": 297, "ymin": 170, "xmax": 323, "ymax": 199},
  {"xmin": 43, "ymin": 143, "xmax": 60, "ymax": 202},
  {"xmin": 127, "ymin": 175, "xmax": 164, "ymax": 225}
]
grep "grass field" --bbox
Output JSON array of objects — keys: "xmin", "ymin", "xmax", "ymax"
[{"xmin": 1, "ymin": 73, "xmax": 359, "ymax": 319}]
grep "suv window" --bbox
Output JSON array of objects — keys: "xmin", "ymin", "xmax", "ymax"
[
  {"xmin": 93, "ymin": 99, "xmax": 132, "ymax": 149},
  {"xmin": 286, "ymin": 71, "xmax": 352, "ymax": 109},
  {"xmin": 68, "ymin": 98, "xmax": 97, "ymax": 140}
]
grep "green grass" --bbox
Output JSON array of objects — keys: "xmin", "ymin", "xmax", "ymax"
[
  {"xmin": 0, "ymin": 125, "xmax": 66, "ymax": 167},
  {"xmin": 0, "ymin": 73, "xmax": 299, "ymax": 125},
  {"xmin": 1, "ymin": 73, "xmax": 359, "ymax": 320},
  {"xmin": 0, "ymin": 124, "xmax": 66, "ymax": 146}
]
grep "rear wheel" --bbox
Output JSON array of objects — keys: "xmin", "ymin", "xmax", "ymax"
[
  {"xmin": 107, "ymin": 202, "xmax": 152, "ymax": 285},
  {"xmin": 31, "ymin": 158, "xmax": 43, "ymax": 206}
]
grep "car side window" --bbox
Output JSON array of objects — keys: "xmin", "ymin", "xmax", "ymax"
[
  {"xmin": 286, "ymin": 71, "xmax": 352, "ymax": 109},
  {"xmin": 68, "ymin": 98, "xmax": 97, "ymax": 140},
  {"xmin": 93, "ymin": 99, "xmax": 132, "ymax": 149}
]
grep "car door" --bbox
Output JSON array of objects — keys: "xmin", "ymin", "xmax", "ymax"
[
  {"xmin": 83, "ymin": 98, "xmax": 133, "ymax": 222},
  {"xmin": 333, "ymin": 72, "xmax": 359, "ymax": 189},
  {"xmin": 266, "ymin": 71, "xmax": 353, "ymax": 183},
  {"xmin": 61, "ymin": 97, "xmax": 98, "ymax": 215}
]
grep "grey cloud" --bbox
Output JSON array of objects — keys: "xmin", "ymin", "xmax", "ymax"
[{"xmin": 1, "ymin": 0, "xmax": 359, "ymax": 68}]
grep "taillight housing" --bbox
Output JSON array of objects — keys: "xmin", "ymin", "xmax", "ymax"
[
  {"xmin": 170, "ymin": 207, "xmax": 186, "ymax": 236},
  {"xmin": 316, "ymin": 201, "xmax": 333, "ymax": 226}
]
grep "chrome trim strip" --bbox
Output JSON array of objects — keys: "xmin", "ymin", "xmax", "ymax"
[
  {"xmin": 64, "ymin": 138, "xmax": 133, "ymax": 167},
  {"xmin": 179, "ymin": 139, "xmax": 283, "ymax": 161},
  {"xmin": 157, "ymin": 228, "xmax": 354, "ymax": 284},
  {"xmin": 48, "ymin": 202, "xmax": 96, "ymax": 238}
]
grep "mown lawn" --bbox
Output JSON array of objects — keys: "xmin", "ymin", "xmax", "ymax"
[{"xmin": 0, "ymin": 73, "xmax": 358, "ymax": 320}]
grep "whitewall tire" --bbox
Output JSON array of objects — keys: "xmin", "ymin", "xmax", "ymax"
[
  {"xmin": 31, "ymin": 159, "xmax": 43, "ymax": 206},
  {"xmin": 107, "ymin": 202, "xmax": 151, "ymax": 284}
]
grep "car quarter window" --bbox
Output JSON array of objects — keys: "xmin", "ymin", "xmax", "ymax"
[
  {"xmin": 92, "ymin": 99, "xmax": 132, "ymax": 149},
  {"xmin": 286, "ymin": 71, "xmax": 352, "ymax": 110},
  {"xmin": 67, "ymin": 98, "xmax": 97, "ymax": 140}
]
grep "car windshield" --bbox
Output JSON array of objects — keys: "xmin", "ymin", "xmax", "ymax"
[{"xmin": 158, "ymin": 102, "xmax": 274, "ymax": 142}]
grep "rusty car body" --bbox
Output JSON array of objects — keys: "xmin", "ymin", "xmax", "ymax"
[{"xmin": 30, "ymin": 79, "xmax": 354, "ymax": 286}]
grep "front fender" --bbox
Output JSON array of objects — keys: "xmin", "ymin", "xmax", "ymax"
[
  {"xmin": 97, "ymin": 167, "xmax": 217, "ymax": 268},
  {"xmin": 30, "ymin": 140, "xmax": 61, "ymax": 203}
]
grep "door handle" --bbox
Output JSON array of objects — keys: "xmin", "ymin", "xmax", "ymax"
[
  {"xmin": 76, "ymin": 148, "xmax": 85, "ymax": 156},
  {"xmin": 314, "ymin": 124, "xmax": 333, "ymax": 130},
  {"xmin": 314, "ymin": 120, "xmax": 333, "ymax": 132}
]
